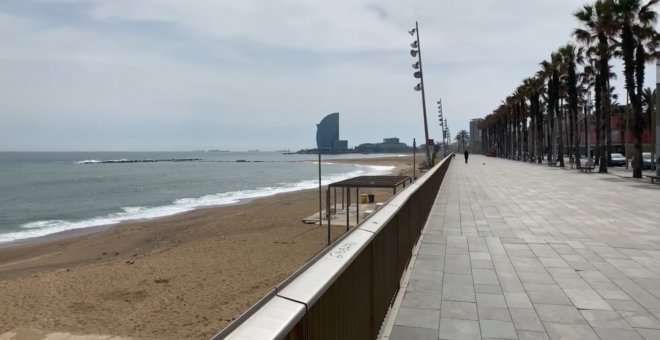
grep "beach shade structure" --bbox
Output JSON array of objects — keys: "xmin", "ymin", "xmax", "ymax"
[{"xmin": 327, "ymin": 175, "xmax": 412, "ymax": 232}]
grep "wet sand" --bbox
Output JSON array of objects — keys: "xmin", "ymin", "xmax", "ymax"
[{"xmin": 0, "ymin": 155, "xmax": 414, "ymax": 339}]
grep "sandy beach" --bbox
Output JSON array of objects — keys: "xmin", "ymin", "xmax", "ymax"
[{"xmin": 0, "ymin": 155, "xmax": 414, "ymax": 339}]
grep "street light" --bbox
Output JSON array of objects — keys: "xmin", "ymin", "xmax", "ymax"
[
  {"xmin": 655, "ymin": 61, "xmax": 659, "ymax": 176},
  {"xmin": 586, "ymin": 90, "xmax": 593, "ymax": 164},
  {"xmin": 444, "ymin": 119, "xmax": 450, "ymax": 153},
  {"xmin": 438, "ymin": 99, "xmax": 445, "ymax": 157},
  {"xmin": 409, "ymin": 22, "xmax": 431, "ymax": 167}
]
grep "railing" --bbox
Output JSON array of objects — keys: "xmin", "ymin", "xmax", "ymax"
[{"xmin": 212, "ymin": 154, "xmax": 453, "ymax": 340}]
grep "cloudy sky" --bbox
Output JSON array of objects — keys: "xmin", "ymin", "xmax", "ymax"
[{"xmin": 0, "ymin": 0, "xmax": 654, "ymax": 151}]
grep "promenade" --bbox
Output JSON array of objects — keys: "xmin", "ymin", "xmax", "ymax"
[{"xmin": 383, "ymin": 155, "xmax": 660, "ymax": 340}]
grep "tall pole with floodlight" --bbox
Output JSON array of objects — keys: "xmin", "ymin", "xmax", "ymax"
[
  {"xmin": 438, "ymin": 98, "xmax": 445, "ymax": 157},
  {"xmin": 409, "ymin": 22, "xmax": 431, "ymax": 167}
]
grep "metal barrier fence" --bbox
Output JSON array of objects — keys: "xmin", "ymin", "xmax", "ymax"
[{"xmin": 212, "ymin": 155, "xmax": 453, "ymax": 339}]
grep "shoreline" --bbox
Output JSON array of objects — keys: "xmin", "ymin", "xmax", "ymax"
[
  {"xmin": 0, "ymin": 155, "xmax": 414, "ymax": 339},
  {"xmin": 0, "ymin": 158, "xmax": 399, "ymax": 249}
]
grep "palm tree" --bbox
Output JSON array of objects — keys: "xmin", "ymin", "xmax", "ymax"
[
  {"xmin": 575, "ymin": 0, "xmax": 618, "ymax": 173},
  {"xmin": 614, "ymin": 0, "xmax": 659, "ymax": 178},
  {"xmin": 558, "ymin": 44, "xmax": 585, "ymax": 167},
  {"xmin": 539, "ymin": 53, "xmax": 564, "ymax": 166},
  {"xmin": 523, "ymin": 76, "xmax": 545, "ymax": 163},
  {"xmin": 455, "ymin": 130, "xmax": 469, "ymax": 152},
  {"xmin": 515, "ymin": 84, "xmax": 529, "ymax": 161}
]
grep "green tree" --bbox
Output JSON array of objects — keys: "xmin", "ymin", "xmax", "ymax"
[
  {"xmin": 574, "ymin": 0, "xmax": 619, "ymax": 173},
  {"xmin": 614, "ymin": 0, "xmax": 659, "ymax": 178},
  {"xmin": 455, "ymin": 130, "xmax": 469, "ymax": 152},
  {"xmin": 558, "ymin": 44, "xmax": 585, "ymax": 167}
]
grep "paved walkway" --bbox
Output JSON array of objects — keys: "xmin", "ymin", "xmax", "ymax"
[{"xmin": 384, "ymin": 155, "xmax": 660, "ymax": 340}]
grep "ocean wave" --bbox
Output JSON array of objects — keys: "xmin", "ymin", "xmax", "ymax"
[
  {"xmin": 76, "ymin": 158, "xmax": 201, "ymax": 164},
  {"xmin": 76, "ymin": 159, "xmax": 103, "ymax": 164},
  {"xmin": 0, "ymin": 164, "xmax": 395, "ymax": 243}
]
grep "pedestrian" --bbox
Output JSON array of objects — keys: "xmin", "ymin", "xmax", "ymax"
[{"xmin": 464, "ymin": 150, "xmax": 469, "ymax": 164}]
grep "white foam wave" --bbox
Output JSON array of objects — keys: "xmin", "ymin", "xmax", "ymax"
[
  {"xmin": 76, "ymin": 159, "xmax": 102, "ymax": 164},
  {"xmin": 0, "ymin": 164, "xmax": 395, "ymax": 243}
]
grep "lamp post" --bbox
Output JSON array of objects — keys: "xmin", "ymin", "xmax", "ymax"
[
  {"xmin": 586, "ymin": 90, "xmax": 592, "ymax": 163},
  {"xmin": 655, "ymin": 61, "xmax": 659, "ymax": 176},
  {"xmin": 409, "ymin": 22, "xmax": 431, "ymax": 167},
  {"xmin": 445, "ymin": 119, "xmax": 450, "ymax": 153},
  {"xmin": 438, "ymin": 99, "xmax": 445, "ymax": 157}
]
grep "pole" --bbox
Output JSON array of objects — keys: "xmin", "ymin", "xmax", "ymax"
[
  {"xmin": 586, "ymin": 91, "xmax": 591, "ymax": 162},
  {"xmin": 318, "ymin": 152, "xmax": 322, "ymax": 226},
  {"xmin": 326, "ymin": 189, "xmax": 331, "ymax": 245},
  {"xmin": 415, "ymin": 22, "xmax": 431, "ymax": 167},
  {"xmin": 413, "ymin": 138, "xmax": 416, "ymax": 180},
  {"xmin": 625, "ymin": 93, "xmax": 629, "ymax": 169},
  {"xmin": 655, "ymin": 61, "xmax": 660, "ymax": 176}
]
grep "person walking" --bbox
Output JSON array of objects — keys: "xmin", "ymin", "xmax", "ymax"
[{"xmin": 464, "ymin": 150, "xmax": 469, "ymax": 164}]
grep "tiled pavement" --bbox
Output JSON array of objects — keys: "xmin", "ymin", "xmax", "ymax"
[{"xmin": 385, "ymin": 155, "xmax": 660, "ymax": 340}]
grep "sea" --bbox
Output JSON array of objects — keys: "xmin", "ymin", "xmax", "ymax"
[{"xmin": 0, "ymin": 151, "xmax": 398, "ymax": 244}]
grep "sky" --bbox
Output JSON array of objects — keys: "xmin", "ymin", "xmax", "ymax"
[{"xmin": 0, "ymin": 0, "xmax": 656, "ymax": 152}]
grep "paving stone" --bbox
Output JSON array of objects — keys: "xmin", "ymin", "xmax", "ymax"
[
  {"xmin": 524, "ymin": 283, "xmax": 573, "ymax": 305},
  {"xmin": 407, "ymin": 278, "xmax": 443, "ymax": 293},
  {"xmin": 443, "ymin": 273, "xmax": 472, "ymax": 287},
  {"xmin": 504, "ymin": 291, "xmax": 534, "ymax": 309},
  {"xmin": 562, "ymin": 288, "xmax": 612, "ymax": 310},
  {"xmin": 444, "ymin": 254, "xmax": 471, "ymax": 275},
  {"xmin": 580, "ymin": 310, "xmax": 632, "ymax": 329},
  {"xmin": 393, "ymin": 307, "xmax": 440, "ymax": 329},
  {"xmin": 608, "ymin": 299, "xmax": 646, "ymax": 312},
  {"xmin": 476, "ymin": 293, "xmax": 507, "ymax": 308},
  {"xmin": 510, "ymin": 307, "xmax": 544, "ymax": 332},
  {"xmin": 636, "ymin": 328, "xmax": 660, "ymax": 340},
  {"xmin": 546, "ymin": 267, "xmax": 580, "ymax": 279},
  {"xmin": 472, "ymin": 269, "xmax": 499, "ymax": 285},
  {"xmin": 477, "ymin": 306, "xmax": 511, "ymax": 321},
  {"xmin": 389, "ymin": 325, "xmax": 438, "ymax": 340},
  {"xmin": 440, "ymin": 301, "xmax": 477, "ymax": 320},
  {"xmin": 543, "ymin": 322, "xmax": 599, "ymax": 340},
  {"xmin": 401, "ymin": 291, "xmax": 442, "ymax": 310},
  {"xmin": 518, "ymin": 270, "xmax": 556, "ymax": 284},
  {"xmin": 474, "ymin": 284, "xmax": 502, "ymax": 294},
  {"xmin": 480, "ymin": 319, "xmax": 517, "ymax": 339},
  {"xmin": 415, "ymin": 256, "xmax": 445, "ymax": 271},
  {"xmin": 517, "ymin": 330, "xmax": 550, "ymax": 340},
  {"xmin": 410, "ymin": 268, "xmax": 444, "ymax": 281},
  {"xmin": 419, "ymin": 243, "xmax": 446, "ymax": 256},
  {"xmin": 471, "ymin": 259, "xmax": 495, "ymax": 269},
  {"xmin": 593, "ymin": 328, "xmax": 643, "ymax": 340},
  {"xmin": 619, "ymin": 311, "xmax": 660, "ymax": 329},
  {"xmin": 553, "ymin": 277, "xmax": 592, "ymax": 290},
  {"xmin": 442, "ymin": 285, "xmax": 475, "ymax": 302},
  {"xmin": 438, "ymin": 318, "xmax": 480, "ymax": 340},
  {"xmin": 534, "ymin": 304, "xmax": 587, "ymax": 324},
  {"xmin": 589, "ymin": 281, "xmax": 631, "ymax": 300}
]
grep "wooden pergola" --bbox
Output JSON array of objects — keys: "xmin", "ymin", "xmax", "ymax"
[{"xmin": 326, "ymin": 175, "xmax": 412, "ymax": 231}]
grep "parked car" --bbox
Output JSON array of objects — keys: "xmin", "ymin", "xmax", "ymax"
[
  {"xmin": 631, "ymin": 152, "xmax": 657, "ymax": 170},
  {"xmin": 609, "ymin": 153, "xmax": 627, "ymax": 166},
  {"xmin": 642, "ymin": 152, "xmax": 656, "ymax": 170}
]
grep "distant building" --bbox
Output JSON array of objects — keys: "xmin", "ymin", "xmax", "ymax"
[
  {"xmin": 316, "ymin": 112, "xmax": 348, "ymax": 153},
  {"xmin": 469, "ymin": 118, "xmax": 483, "ymax": 153},
  {"xmin": 356, "ymin": 137, "xmax": 411, "ymax": 153}
]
